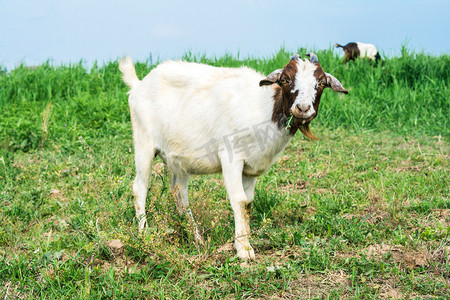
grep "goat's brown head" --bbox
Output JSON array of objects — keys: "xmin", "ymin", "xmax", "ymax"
[{"xmin": 259, "ymin": 53, "xmax": 348, "ymax": 139}]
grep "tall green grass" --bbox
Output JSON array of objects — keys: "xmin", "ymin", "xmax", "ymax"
[{"xmin": 1, "ymin": 47, "xmax": 448, "ymax": 153}]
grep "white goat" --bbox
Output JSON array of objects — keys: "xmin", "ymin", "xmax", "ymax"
[
  {"xmin": 335, "ymin": 42, "xmax": 381, "ymax": 62},
  {"xmin": 119, "ymin": 53, "xmax": 348, "ymax": 260}
]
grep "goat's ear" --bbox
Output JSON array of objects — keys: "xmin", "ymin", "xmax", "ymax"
[
  {"xmin": 325, "ymin": 73, "xmax": 348, "ymax": 94},
  {"xmin": 259, "ymin": 69, "xmax": 282, "ymax": 86}
]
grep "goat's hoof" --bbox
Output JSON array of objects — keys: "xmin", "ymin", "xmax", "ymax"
[
  {"xmin": 138, "ymin": 219, "xmax": 147, "ymax": 233},
  {"xmin": 236, "ymin": 245, "xmax": 255, "ymax": 260}
]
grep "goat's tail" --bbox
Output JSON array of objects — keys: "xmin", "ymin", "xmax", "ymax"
[
  {"xmin": 335, "ymin": 43, "xmax": 343, "ymax": 48},
  {"xmin": 119, "ymin": 56, "xmax": 140, "ymax": 89}
]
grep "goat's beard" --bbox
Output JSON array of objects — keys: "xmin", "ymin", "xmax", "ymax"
[
  {"xmin": 298, "ymin": 123, "xmax": 318, "ymax": 140},
  {"xmin": 285, "ymin": 114, "xmax": 318, "ymax": 140}
]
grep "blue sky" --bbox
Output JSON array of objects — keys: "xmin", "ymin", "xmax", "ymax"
[{"xmin": 1, "ymin": 0, "xmax": 449, "ymax": 70}]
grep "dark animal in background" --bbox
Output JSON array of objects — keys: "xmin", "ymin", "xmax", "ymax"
[{"xmin": 335, "ymin": 42, "xmax": 381, "ymax": 63}]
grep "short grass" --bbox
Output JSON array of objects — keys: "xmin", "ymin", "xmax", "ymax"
[{"xmin": 0, "ymin": 47, "xmax": 449, "ymax": 299}]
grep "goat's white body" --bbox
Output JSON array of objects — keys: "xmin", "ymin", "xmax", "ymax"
[
  {"xmin": 120, "ymin": 54, "xmax": 348, "ymax": 260},
  {"xmin": 122, "ymin": 58, "xmax": 292, "ymax": 259},
  {"xmin": 356, "ymin": 42, "xmax": 378, "ymax": 59},
  {"xmin": 129, "ymin": 61, "xmax": 291, "ymax": 177}
]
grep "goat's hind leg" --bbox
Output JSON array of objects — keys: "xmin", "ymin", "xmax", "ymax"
[
  {"xmin": 170, "ymin": 173, "xmax": 203, "ymax": 244},
  {"xmin": 242, "ymin": 176, "xmax": 257, "ymax": 240},
  {"xmin": 133, "ymin": 137, "xmax": 155, "ymax": 232}
]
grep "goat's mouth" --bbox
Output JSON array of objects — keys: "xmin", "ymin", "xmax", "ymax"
[
  {"xmin": 291, "ymin": 113, "xmax": 316, "ymax": 125},
  {"xmin": 291, "ymin": 107, "xmax": 316, "ymax": 123}
]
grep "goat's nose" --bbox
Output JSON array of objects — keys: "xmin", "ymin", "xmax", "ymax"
[{"xmin": 296, "ymin": 104, "xmax": 311, "ymax": 113}]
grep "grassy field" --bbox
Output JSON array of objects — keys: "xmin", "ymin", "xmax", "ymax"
[{"xmin": 0, "ymin": 47, "xmax": 449, "ymax": 299}]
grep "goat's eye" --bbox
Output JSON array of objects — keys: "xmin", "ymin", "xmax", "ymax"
[
  {"xmin": 280, "ymin": 79, "xmax": 287, "ymax": 84},
  {"xmin": 320, "ymin": 81, "xmax": 326, "ymax": 87}
]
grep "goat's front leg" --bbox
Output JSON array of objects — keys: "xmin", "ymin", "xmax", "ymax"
[{"xmin": 222, "ymin": 161, "xmax": 255, "ymax": 260}]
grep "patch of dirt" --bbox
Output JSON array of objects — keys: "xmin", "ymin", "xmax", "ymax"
[
  {"xmin": 152, "ymin": 162, "xmax": 166, "ymax": 176},
  {"xmin": 338, "ymin": 243, "xmax": 434, "ymax": 270},
  {"xmin": 308, "ymin": 171, "xmax": 327, "ymax": 180},
  {"xmin": 47, "ymin": 188, "xmax": 70, "ymax": 203},
  {"xmin": 46, "ymin": 216, "xmax": 70, "ymax": 230},
  {"xmin": 262, "ymin": 271, "xmax": 351, "ymax": 299},
  {"xmin": 326, "ymin": 270, "xmax": 350, "ymax": 286},
  {"xmin": 278, "ymin": 155, "xmax": 290, "ymax": 163},
  {"xmin": 363, "ymin": 244, "xmax": 429, "ymax": 269},
  {"xmin": 431, "ymin": 245, "xmax": 450, "ymax": 264},
  {"xmin": 289, "ymin": 179, "xmax": 307, "ymax": 191},
  {"xmin": 433, "ymin": 209, "xmax": 450, "ymax": 227},
  {"xmin": 259, "ymin": 245, "xmax": 305, "ymax": 264},
  {"xmin": 0, "ymin": 281, "xmax": 33, "ymax": 300},
  {"xmin": 334, "ymin": 250, "xmax": 356, "ymax": 260},
  {"xmin": 49, "ymin": 188, "xmax": 62, "ymax": 198},
  {"xmin": 401, "ymin": 252, "xmax": 429, "ymax": 269},
  {"xmin": 380, "ymin": 288, "xmax": 403, "ymax": 299},
  {"xmin": 315, "ymin": 187, "xmax": 334, "ymax": 195},
  {"xmin": 216, "ymin": 242, "xmax": 234, "ymax": 253},
  {"xmin": 341, "ymin": 205, "xmax": 388, "ymax": 225},
  {"xmin": 365, "ymin": 210, "xmax": 389, "ymax": 225},
  {"xmin": 366, "ymin": 184, "xmax": 386, "ymax": 204},
  {"xmin": 395, "ymin": 165, "xmax": 422, "ymax": 173},
  {"xmin": 341, "ymin": 213, "xmax": 360, "ymax": 220},
  {"xmin": 86, "ymin": 239, "xmax": 141, "ymax": 274},
  {"xmin": 42, "ymin": 230, "xmax": 54, "ymax": 242},
  {"xmin": 304, "ymin": 206, "xmax": 317, "ymax": 217},
  {"xmin": 411, "ymin": 208, "xmax": 450, "ymax": 231},
  {"xmin": 107, "ymin": 239, "xmax": 125, "ymax": 257},
  {"xmin": 364, "ymin": 244, "xmax": 402, "ymax": 258}
]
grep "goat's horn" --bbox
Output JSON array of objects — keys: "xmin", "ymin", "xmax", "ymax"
[
  {"xmin": 305, "ymin": 53, "xmax": 319, "ymax": 63},
  {"xmin": 290, "ymin": 54, "xmax": 301, "ymax": 61}
]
